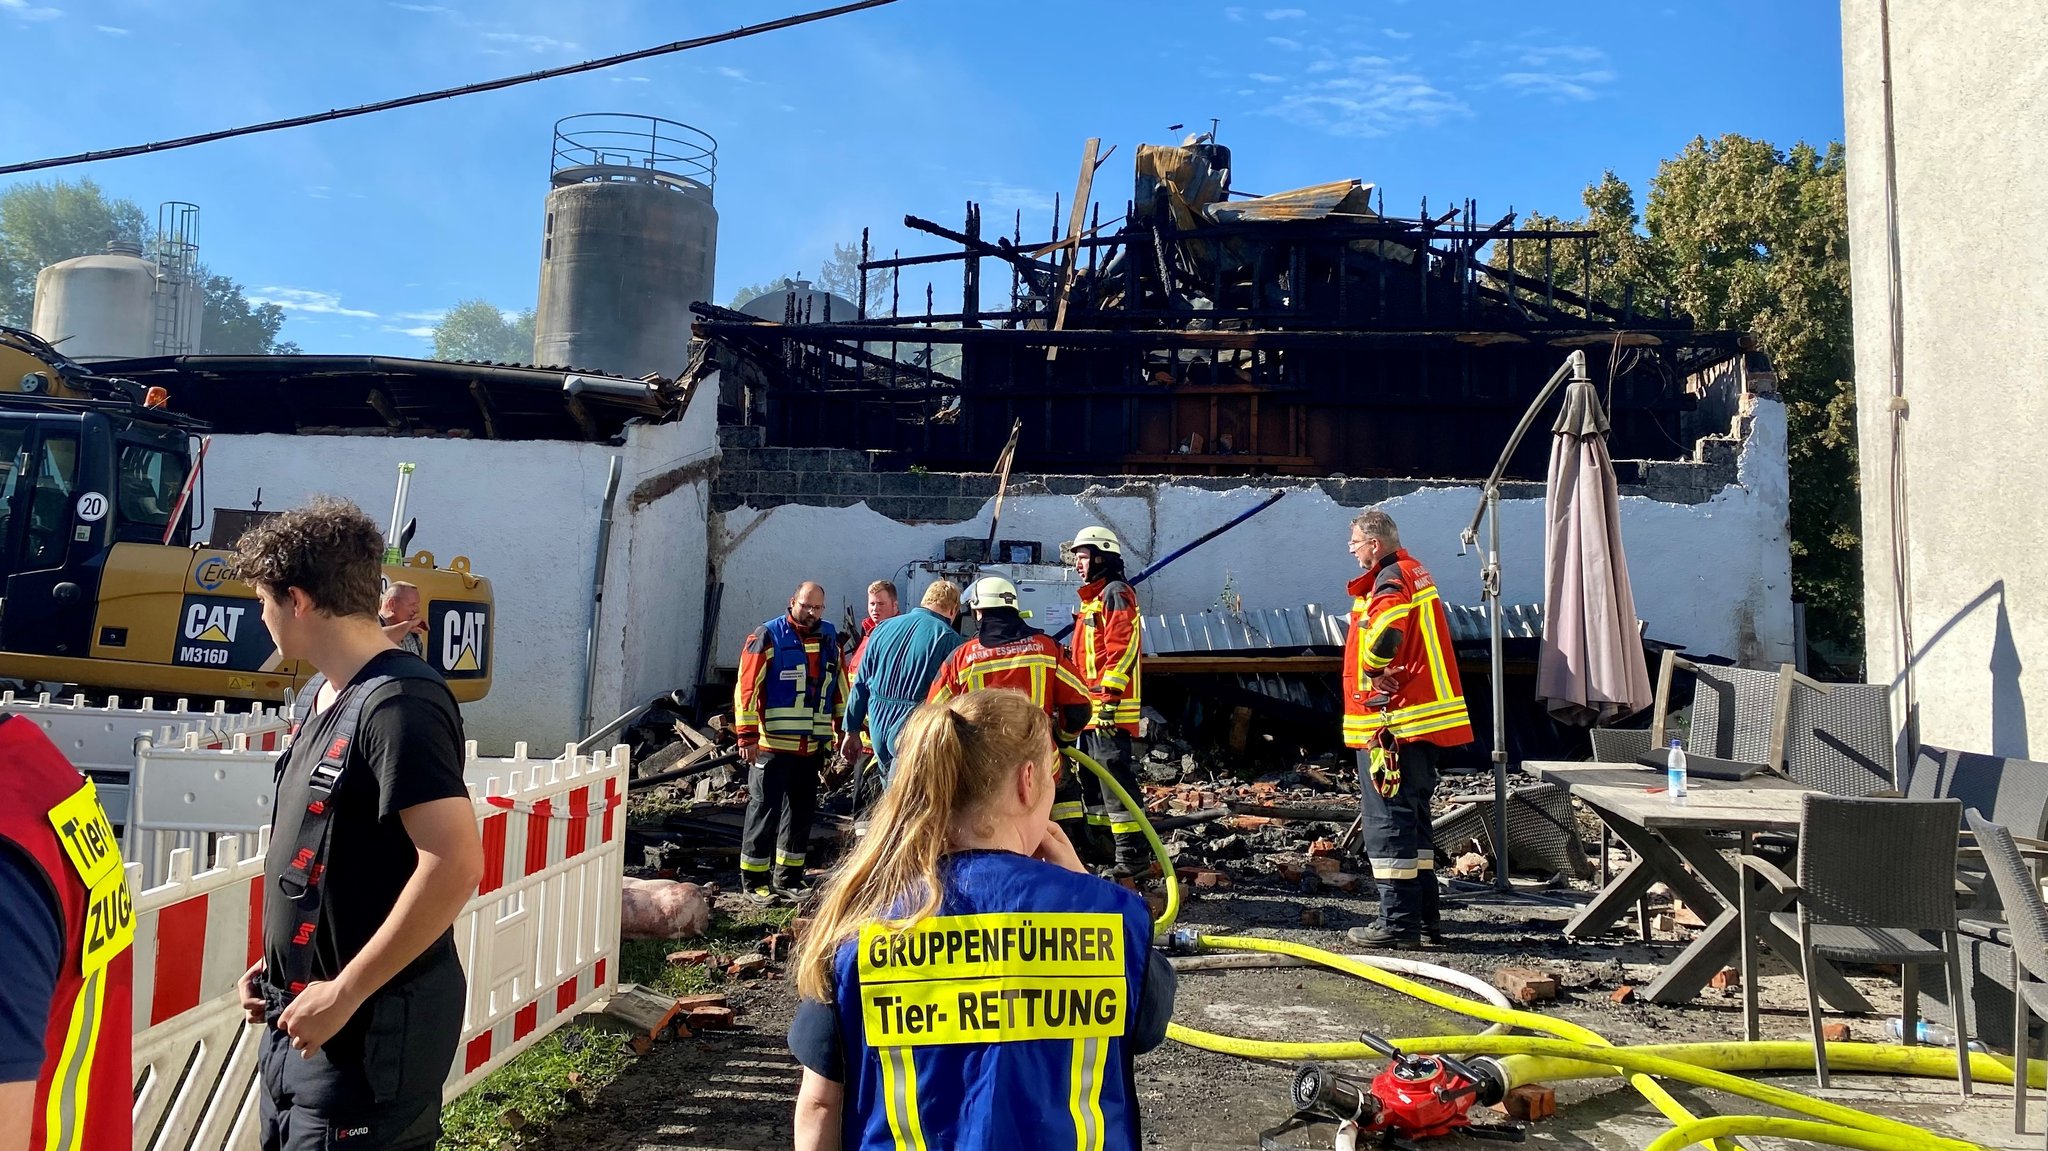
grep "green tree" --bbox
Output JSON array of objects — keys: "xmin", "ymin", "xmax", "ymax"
[
  {"xmin": 431, "ymin": 299, "xmax": 537, "ymax": 363},
  {"xmin": 0, "ymin": 178, "xmax": 150, "ymax": 326},
  {"xmin": 728, "ymin": 276, "xmax": 795, "ymax": 309},
  {"xmin": 199, "ymin": 272, "xmax": 299, "ymax": 354},
  {"xmin": 816, "ymin": 240, "xmax": 892, "ymax": 312},
  {"xmin": 1493, "ymin": 135, "xmax": 1859, "ymax": 662}
]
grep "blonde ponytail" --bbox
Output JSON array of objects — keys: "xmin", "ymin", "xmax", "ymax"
[{"xmin": 795, "ymin": 690, "xmax": 1053, "ymax": 1001}]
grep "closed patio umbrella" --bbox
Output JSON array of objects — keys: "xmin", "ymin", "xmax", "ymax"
[{"xmin": 1539, "ymin": 378, "xmax": 1652, "ymax": 725}]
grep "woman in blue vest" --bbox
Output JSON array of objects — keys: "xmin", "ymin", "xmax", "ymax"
[{"xmin": 788, "ymin": 689, "xmax": 1176, "ymax": 1151}]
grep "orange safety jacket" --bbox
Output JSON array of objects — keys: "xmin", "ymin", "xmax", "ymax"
[
  {"xmin": 1342, "ymin": 549, "xmax": 1473, "ymax": 749},
  {"xmin": 1071, "ymin": 578, "xmax": 1144, "ymax": 733},
  {"xmin": 0, "ymin": 716, "xmax": 134, "ymax": 1151},
  {"xmin": 928, "ymin": 630, "xmax": 1093, "ymax": 744}
]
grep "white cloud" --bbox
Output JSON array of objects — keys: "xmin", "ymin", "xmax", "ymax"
[
  {"xmin": 306, "ymin": 186, "xmax": 332, "ymax": 200},
  {"xmin": 384, "ymin": 326, "xmax": 438, "ymax": 340},
  {"xmin": 972, "ymin": 180, "xmax": 1055, "ymax": 213},
  {"xmin": 481, "ymin": 31, "xmax": 577, "ymax": 53},
  {"xmin": 1264, "ymin": 7, "xmax": 1306, "ymax": 18},
  {"xmin": 1501, "ymin": 69, "xmax": 1614, "ymax": 101},
  {"xmin": 1266, "ymin": 35, "xmax": 1302, "ymax": 50},
  {"xmin": 714, "ymin": 65, "xmax": 758, "ymax": 83},
  {"xmin": 1306, "ymin": 58, "xmax": 1338, "ymax": 73},
  {"xmin": 392, "ymin": 309, "xmax": 447, "ymax": 323},
  {"xmin": 1265, "ymin": 55, "xmax": 1470, "ymax": 138},
  {"xmin": 95, "ymin": 23, "xmax": 128, "ymax": 34},
  {"xmin": 1382, "ymin": 27, "xmax": 1412, "ymax": 39},
  {"xmin": 1249, "ymin": 72, "xmax": 1288, "ymax": 83},
  {"xmin": 1516, "ymin": 43, "xmax": 1604, "ymax": 68},
  {"xmin": 777, "ymin": 103, "xmax": 798, "ymax": 113},
  {"xmin": 388, "ymin": 2, "xmax": 456, "ymax": 12},
  {"xmin": 1, "ymin": 0, "xmax": 63, "ymax": 22},
  {"xmin": 249, "ymin": 287, "xmax": 378, "ymax": 319},
  {"xmin": 1224, "ymin": 6, "xmax": 1246, "ymax": 21},
  {"xmin": 611, "ymin": 74, "xmax": 651, "ymax": 83}
]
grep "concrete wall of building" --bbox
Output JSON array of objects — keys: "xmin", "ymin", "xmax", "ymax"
[
  {"xmin": 709, "ymin": 397, "xmax": 1794, "ymax": 671},
  {"xmin": 1843, "ymin": 1, "xmax": 2048, "ymax": 759},
  {"xmin": 205, "ymin": 402, "xmax": 716, "ymax": 753}
]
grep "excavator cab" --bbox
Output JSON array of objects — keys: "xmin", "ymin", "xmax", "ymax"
[{"xmin": 0, "ymin": 393, "xmax": 202, "ymax": 662}]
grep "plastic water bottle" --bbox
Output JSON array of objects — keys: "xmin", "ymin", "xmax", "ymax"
[
  {"xmin": 1884, "ymin": 1017, "xmax": 1988, "ymax": 1051},
  {"xmin": 1666, "ymin": 740, "xmax": 1689, "ymax": 807}
]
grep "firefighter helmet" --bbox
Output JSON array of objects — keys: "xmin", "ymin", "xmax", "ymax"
[
  {"xmin": 1072, "ymin": 526, "xmax": 1122, "ymax": 556},
  {"xmin": 967, "ymin": 576, "xmax": 1021, "ymax": 611}
]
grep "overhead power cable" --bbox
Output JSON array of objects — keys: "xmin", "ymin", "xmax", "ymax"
[{"xmin": 0, "ymin": 0, "xmax": 898, "ymax": 177}]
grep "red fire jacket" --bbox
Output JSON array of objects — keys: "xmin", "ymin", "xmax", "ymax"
[
  {"xmin": 0, "ymin": 716, "xmax": 134, "ymax": 1151},
  {"xmin": 928, "ymin": 631, "xmax": 1093, "ymax": 744},
  {"xmin": 1342, "ymin": 550, "xmax": 1474, "ymax": 749},
  {"xmin": 1071, "ymin": 579, "xmax": 1144, "ymax": 733}
]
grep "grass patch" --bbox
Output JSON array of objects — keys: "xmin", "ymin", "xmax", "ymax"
[
  {"xmin": 438, "ymin": 1027, "xmax": 636, "ymax": 1150},
  {"xmin": 440, "ymin": 902, "xmax": 799, "ymax": 1148}
]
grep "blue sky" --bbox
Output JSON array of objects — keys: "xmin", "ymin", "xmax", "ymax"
[{"xmin": 0, "ymin": 0, "xmax": 1846, "ymax": 354}]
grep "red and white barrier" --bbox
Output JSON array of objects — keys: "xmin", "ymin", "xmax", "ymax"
[{"xmin": 130, "ymin": 741, "xmax": 629, "ymax": 1151}]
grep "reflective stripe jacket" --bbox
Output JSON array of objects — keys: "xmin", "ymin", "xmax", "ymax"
[
  {"xmin": 832, "ymin": 851, "xmax": 1152, "ymax": 1151},
  {"xmin": 928, "ymin": 627, "xmax": 1092, "ymax": 745},
  {"xmin": 1071, "ymin": 579, "xmax": 1143, "ymax": 732},
  {"xmin": 0, "ymin": 716, "xmax": 133, "ymax": 1151},
  {"xmin": 735, "ymin": 615, "xmax": 847, "ymax": 754},
  {"xmin": 1342, "ymin": 550, "xmax": 1473, "ymax": 749}
]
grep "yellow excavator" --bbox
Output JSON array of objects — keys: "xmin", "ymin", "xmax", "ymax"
[{"xmin": 0, "ymin": 325, "xmax": 493, "ymax": 703}]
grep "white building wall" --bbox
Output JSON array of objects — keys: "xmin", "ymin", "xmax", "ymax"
[
  {"xmin": 204, "ymin": 400, "xmax": 716, "ymax": 753},
  {"xmin": 1843, "ymin": 1, "xmax": 2048, "ymax": 760},
  {"xmin": 711, "ymin": 399, "xmax": 1794, "ymax": 670}
]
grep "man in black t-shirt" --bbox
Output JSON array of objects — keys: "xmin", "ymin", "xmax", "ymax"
[{"xmin": 230, "ymin": 498, "xmax": 484, "ymax": 1151}]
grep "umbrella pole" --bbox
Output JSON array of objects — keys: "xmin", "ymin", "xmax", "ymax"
[
  {"xmin": 1461, "ymin": 350, "xmax": 1590, "ymax": 895},
  {"xmin": 1484, "ymin": 483, "xmax": 1510, "ymax": 892}
]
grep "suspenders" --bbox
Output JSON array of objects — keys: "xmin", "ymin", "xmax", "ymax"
[{"xmin": 272, "ymin": 673, "xmax": 398, "ymax": 996}]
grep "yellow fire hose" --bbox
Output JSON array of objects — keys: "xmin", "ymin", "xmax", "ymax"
[{"xmin": 1062, "ymin": 747, "xmax": 1991, "ymax": 1151}]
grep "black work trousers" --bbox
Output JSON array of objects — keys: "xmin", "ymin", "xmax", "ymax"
[
  {"xmin": 740, "ymin": 749, "xmax": 821, "ymax": 887},
  {"xmin": 1081, "ymin": 728, "xmax": 1147, "ymax": 867},
  {"xmin": 259, "ymin": 951, "xmax": 465, "ymax": 1151},
  {"xmin": 1357, "ymin": 742, "xmax": 1441, "ymax": 935}
]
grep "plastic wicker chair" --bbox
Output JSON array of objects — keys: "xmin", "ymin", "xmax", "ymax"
[
  {"xmin": 1587, "ymin": 727, "xmax": 1653, "ymax": 764},
  {"xmin": 1775, "ymin": 672, "xmax": 1895, "ymax": 795},
  {"xmin": 1737, "ymin": 794, "xmax": 1972, "ymax": 1095},
  {"xmin": 1963, "ymin": 809, "xmax": 2048, "ymax": 1144},
  {"xmin": 1648, "ymin": 651, "xmax": 1782, "ymax": 769}
]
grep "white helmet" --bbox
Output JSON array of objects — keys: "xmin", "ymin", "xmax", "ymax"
[
  {"xmin": 1072, "ymin": 526, "xmax": 1122, "ymax": 556},
  {"xmin": 967, "ymin": 576, "xmax": 1021, "ymax": 611}
]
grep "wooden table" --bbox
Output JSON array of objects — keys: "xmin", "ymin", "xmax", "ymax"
[{"xmin": 1524, "ymin": 762, "xmax": 1873, "ymax": 1010}]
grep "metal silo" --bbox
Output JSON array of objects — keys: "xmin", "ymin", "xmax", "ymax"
[
  {"xmin": 533, "ymin": 115, "xmax": 718, "ymax": 378},
  {"xmin": 31, "ymin": 240, "xmax": 158, "ymax": 361}
]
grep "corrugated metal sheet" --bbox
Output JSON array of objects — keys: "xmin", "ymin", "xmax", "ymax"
[
  {"xmin": 1203, "ymin": 179, "xmax": 1375, "ymax": 224},
  {"xmin": 1141, "ymin": 602, "xmax": 1544, "ymax": 655}
]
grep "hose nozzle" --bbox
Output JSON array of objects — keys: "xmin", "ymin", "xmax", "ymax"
[{"xmin": 1163, "ymin": 927, "xmax": 1204, "ymax": 955}]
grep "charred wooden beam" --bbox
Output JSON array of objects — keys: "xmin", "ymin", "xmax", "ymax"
[{"xmin": 902, "ymin": 214, "xmax": 1060, "ymax": 275}]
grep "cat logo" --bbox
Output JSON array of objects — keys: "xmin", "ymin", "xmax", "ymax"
[
  {"xmin": 434, "ymin": 603, "xmax": 490, "ymax": 678},
  {"xmin": 173, "ymin": 595, "xmax": 276, "ymax": 670}
]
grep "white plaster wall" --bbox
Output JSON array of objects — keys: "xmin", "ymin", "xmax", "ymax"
[
  {"xmin": 1844, "ymin": 0, "xmax": 2048, "ymax": 759},
  {"xmin": 711, "ymin": 400, "xmax": 1794, "ymax": 670},
  {"xmin": 205, "ymin": 402, "xmax": 716, "ymax": 753},
  {"xmin": 587, "ymin": 396, "xmax": 717, "ymax": 724}
]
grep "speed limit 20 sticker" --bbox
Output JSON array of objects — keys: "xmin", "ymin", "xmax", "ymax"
[{"xmin": 75, "ymin": 491, "xmax": 109, "ymax": 522}]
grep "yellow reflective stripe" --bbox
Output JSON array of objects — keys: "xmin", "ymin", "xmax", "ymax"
[
  {"xmin": 1070, "ymin": 1035, "xmax": 1110, "ymax": 1151},
  {"xmin": 740, "ymin": 857, "xmax": 771, "ymax": 873},
  {"xmin": 930, "ymin": 678, "xmax": 958, "ymax": 702},
  {"xmin": 879, "ymin": 1045, "xmax": 926, "ymax": 1151},
  {"xmin": 863, "ymin": 976, "xmax": 1126, "ymax": 1046},
  {"xmin": 1056, "ymin": 664, "xmax": 1090, "ymax": 697},
  {"xmin": 44, "ymin": 966, "xmax": 103, "ymax": 1151},
  {"xmin": 860, "ymin": 912, "xmax": 1125, "ymax": 983},
  {"xmin": 1415, "ymin": 591, "xmax": 1454, "ymax": 702},
  {"xmin": 1052, "ymin": 801, "xmax": 1085, "ymax": 821},
  {"xmin": 1030, "ymin": 663, "xmax": 1047, "ymax": 706},
  {"xmin": 1359, "ymin": 602, "xmax": 1413, "ymax": 672},
  {"xmin": 775, "ymin": 852, "xmax": 806, "ymax": 868}
]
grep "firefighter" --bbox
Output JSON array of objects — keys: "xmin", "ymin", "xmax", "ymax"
[
  {"xmin": 1068, "ymin": 526, "xmax": 1148, "ymax": 874},
  {"xmin": 1341, "ymin": 509, "xmax": 1473, "ymax": 948},
  {"xmin": 786, "ymin": 690, "xmax": 1176, "ymax": 1151},
  {"xmin": 0, "ymin": 717, "xmax": 132, "ymax": 1151},
  {"xmin": 735, "ymin": 581, "xmax": 848, "ymax": 902},
  {"xmin": 928, "ymin": 576, "xmax": 1093, "ymax": 746}
]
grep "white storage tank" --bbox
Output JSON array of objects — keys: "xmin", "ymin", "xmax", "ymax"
[
  {"xmin": 31, "ymin": 240, "xmax": 157, "ymax": 361},
  {"xmin": 534, "ymin": 114, "xmax": 719, "ymax": 378}
]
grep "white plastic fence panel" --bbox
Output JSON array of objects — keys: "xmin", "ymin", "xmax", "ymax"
[
  {"xmin": 1, "ymin": 692, "xmax": 285, "ymax": 828},
  {"xmin": 129, "ymin": 742, "xmax": 629, "ymax": 1151},
  {"xmin": 129, "ymin": 732, "xmax": 281, "ymax": 889}
]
